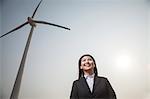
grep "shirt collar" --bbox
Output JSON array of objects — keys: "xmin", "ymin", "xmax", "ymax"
[{"xmin": 84, "ymin": 73, "xmax": 95, "ymax": 79}]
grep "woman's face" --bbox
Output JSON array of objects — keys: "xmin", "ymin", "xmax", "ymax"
[{"xmin": 80, "ymin": 56, "xmax": 95, "ymax": 71}]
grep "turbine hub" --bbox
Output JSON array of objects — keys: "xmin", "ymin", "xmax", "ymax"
[{"xmin": 27, "ymin": 17, "xmax": 36, "ymax": 27}]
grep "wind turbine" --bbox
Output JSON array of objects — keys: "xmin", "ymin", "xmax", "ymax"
[{"xmin": 0, "ymin": 0, "xmax": 70, "ymax": 99}]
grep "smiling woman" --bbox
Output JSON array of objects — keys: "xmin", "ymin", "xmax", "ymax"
[{"xmin": 70, "ymin": 54, "xmax": 117, "ymax": 99}]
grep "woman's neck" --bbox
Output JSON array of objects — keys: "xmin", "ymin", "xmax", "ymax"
[{"xmin": 83, "ymin": 70, "xmax": 94, "ymax": 76}]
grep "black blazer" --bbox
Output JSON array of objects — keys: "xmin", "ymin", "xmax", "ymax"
[{"xmin": 70, "ymin": 76, "xmax": 117, "ymax": 99}]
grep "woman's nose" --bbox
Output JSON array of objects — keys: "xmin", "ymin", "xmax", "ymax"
[{"xmin": 85, "ymin": 60, "xmax": 89, "ymax": 63}]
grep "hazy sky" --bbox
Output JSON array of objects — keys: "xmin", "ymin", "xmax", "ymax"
[{"xmin": 0, "ymin": 0, "xmax": 150, "ymax": 99}]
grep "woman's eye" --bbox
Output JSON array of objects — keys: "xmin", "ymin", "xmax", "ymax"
[
  {"xmin": 88, "ymin": 59, "xmax": 92, "ymax": 61},
  {"xmin": 82, "ymin": 59, "xmax": 86, "ymax": 62}
]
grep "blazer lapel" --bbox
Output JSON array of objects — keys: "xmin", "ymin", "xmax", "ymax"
[
  {"xmin": 80, "ymin": 77, "xmax": 92, "ymax": 94},
  {"xmin": 92, "ymin": 76, "xmax": 99, "ymax": 94}
]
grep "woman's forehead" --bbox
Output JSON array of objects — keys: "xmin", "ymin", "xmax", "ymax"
[{"xmin": 81, "ymin": 56, "xmax": 92, "ymax": 60}]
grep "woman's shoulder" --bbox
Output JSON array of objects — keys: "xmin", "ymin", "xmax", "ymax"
[
  {"xmin": 72, "ymin": 76, "xmax": 87, "ymax": 84},
  {"xmin": 73, "ymin": 77, "xmax": 84, "ymax": 82},
  {"xmin": 96, "ymin": 76, "xmax": 108, "ymax": 81},
  {"xmin": 96, "ymin": 76, "xmax": 106, "ymax": 78},
  {"xmin": 72, "ymin": 78, "xmax": 80, "ymax": 83}
]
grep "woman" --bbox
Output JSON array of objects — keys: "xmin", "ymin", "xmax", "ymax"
[{"xmin": 70, "ymin": 54, "xmax": 117, "ymax": 99}]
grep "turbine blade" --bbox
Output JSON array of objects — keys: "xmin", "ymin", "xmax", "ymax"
[
  {"xmin": 34, "ymin": 20, "xmax": 70, "ymax": 30},
  {"xmin": 0, "ymin": 22, "xmax": 28, "ymax": 38},
  {"xmin": 31, "ymin": 0, "xmax": 43, "ymax": 18}
]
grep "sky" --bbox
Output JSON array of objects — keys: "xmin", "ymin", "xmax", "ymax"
[{"xmin": 0, "ymin": 0, "xmax": 150, "ymax": 99}]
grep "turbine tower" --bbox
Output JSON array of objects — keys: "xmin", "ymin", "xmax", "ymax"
[{"xmin": 0, "ymin": 0, "xmax": 70, "ymax": 99}]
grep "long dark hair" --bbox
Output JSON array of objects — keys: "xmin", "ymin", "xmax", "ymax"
[{"xmin": 78, "ymin": 54, "xmax": 98, "ymax": 79}]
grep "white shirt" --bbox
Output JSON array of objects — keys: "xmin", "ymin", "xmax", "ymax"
[{"xmin": 84, "ymin": 73, "xmax": 95, "ymax": 92}]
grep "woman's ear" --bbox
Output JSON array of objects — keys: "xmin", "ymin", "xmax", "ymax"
[{"xmin": 80, "ymin": 66, "xmax": 83, "ymax": 69}]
